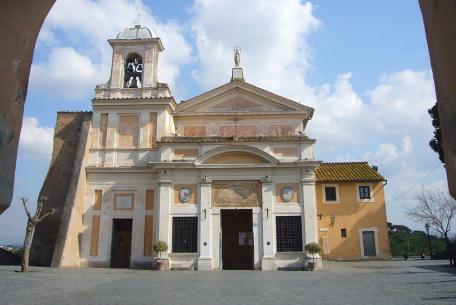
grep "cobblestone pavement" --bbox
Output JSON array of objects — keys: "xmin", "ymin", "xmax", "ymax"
[{"xmin": 0, "ymin": 260, "xmax": 454, "ymax": 305}]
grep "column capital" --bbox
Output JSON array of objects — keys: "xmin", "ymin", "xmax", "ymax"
[{"xmin": 199, "ymin": 176, "xmax": 212, "ymax": 184}]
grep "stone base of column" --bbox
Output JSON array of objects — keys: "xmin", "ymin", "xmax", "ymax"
[
  {"xmin": 261, "ymin": 256, "xmax": 277, "ymax": 271},
  {"xmin": 197, "ymin": 257, "xmax": 213, "ymax": 271}
]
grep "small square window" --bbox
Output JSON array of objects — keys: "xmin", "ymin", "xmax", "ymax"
[
  {"xmin": 359, "ymin": 186, "xmax": 371, "ymax": 199},
  {"xmin": 341, "ymin": 228, "xmax": 347, "ymax": 238},
  {"xmin": 325, "ymin": 186, "xmax": 337, "ymax": 201}
]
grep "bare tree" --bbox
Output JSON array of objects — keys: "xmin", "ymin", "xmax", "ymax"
[
  {"xmin": 407, "ymin": 187, "xmax": 456, "ymax": 265},
  {"xmin": 21, "ymin": 197, "xmax": 55, "ymax": 272}
]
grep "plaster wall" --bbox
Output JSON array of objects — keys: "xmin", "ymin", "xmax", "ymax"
[{"xmin": 316, "ymin": 182, "xmax": 391, "ymax": 260}]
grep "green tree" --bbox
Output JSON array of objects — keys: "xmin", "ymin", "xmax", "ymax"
[{"xmin": 428, "ymin": 102, "xmax": 444, "ymax": 163}]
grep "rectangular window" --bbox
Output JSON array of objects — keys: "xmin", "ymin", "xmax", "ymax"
[
  {"xmin": 325, "ymin": 186, "xmax": 337, "ymax": 201},
  {"xmin": 359, "ymin": 186, "xmax": 371, "ymax": 199},
  {"xmin": 341, "ymin": 228, "xmax": 347, "ymax": 238},
  {"xmin": 172, "ymin": 217, "xmax": 198, "ymax": 253},
  {"xmin": 276, "ymin": 216, "xmax": 303, "ymax": 252},
  {"xmin": 118, "ymin": 115, "xmax": 139, "ymax": 148}
]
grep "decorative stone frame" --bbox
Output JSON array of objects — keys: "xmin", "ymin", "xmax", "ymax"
[
  {"xmin": 321, "ymin": 184, "xmax": 340, "ymax": 204},
  {"xmin": 356, "ymin": 183, "xmax": 375, "ymax": 203},
  {"xmin": 359, "ymin": 227, "xmax": 379, "ymax": 258},
  {"xmin": 113, "ymin": 193, "xmax": 135, "ymax": 211}
]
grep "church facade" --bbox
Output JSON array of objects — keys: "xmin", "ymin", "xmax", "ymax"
[{"xmin": 31, "ymin": 25, "xmax": 391, "ymax": 270}]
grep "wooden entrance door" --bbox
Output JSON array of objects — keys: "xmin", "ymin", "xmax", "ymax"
[
  {"xmin": 111, "ymin": 219, "xmax": 132, "ymax": 268},
  {"xmin": 221, "ymin": 209, "xmax": 253, "ymax": 270}
]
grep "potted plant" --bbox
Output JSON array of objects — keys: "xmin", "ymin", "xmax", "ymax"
[
  {"xmin": 305, "ymin": 242, "xmax": 322, "ymax": 271},
  {"xmin": 153, "ymin": 240, "xmax": 168, "ymax": 271}
]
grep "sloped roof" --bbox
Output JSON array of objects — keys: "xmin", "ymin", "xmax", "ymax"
[
  {"xmin": 176, "ymin": 80, "xmax": 314, "ymax": 115},
  {"xmin": 315, "ymin": 162, "xmax": 385, "ymax": 182}
]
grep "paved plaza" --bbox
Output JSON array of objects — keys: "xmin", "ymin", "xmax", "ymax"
[{"xmin": 0, "ymin": 260, "xmax": 454, "ymax": 305}]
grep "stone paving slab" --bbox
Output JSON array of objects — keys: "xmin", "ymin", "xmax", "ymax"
[{"xmin": 0, "ymin": 260, "xmax": 454, "ymax": 305}]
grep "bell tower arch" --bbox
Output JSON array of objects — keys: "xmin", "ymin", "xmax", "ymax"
[{"xmin": 96, "ymin": 23, "xmax": 167, "ymax": 98}]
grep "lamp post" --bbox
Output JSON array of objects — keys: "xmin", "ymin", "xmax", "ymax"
[{"xmin": 425, "ymin": 223, "xmax": 432, "ymax": 260}]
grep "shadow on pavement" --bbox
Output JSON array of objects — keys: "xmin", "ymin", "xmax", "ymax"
[{"xmin": 413, "ymin": 263, "xmax": 456, "ymax": 275}]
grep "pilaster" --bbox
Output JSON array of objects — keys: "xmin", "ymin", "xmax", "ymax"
[
  {"xmin": 261, "ymin": 179, "xmax": 276, "ymax": 270},
  {"xmin": 301, "ymin": 176, "xmax": 322, "ymax": 269},
  {"xmin": 157, "ymin": 177, "xmax": 172, "ymax": 259},
  {"xmin": 198, "ymin": 178, "xmax": 213, "ymax": 270}
]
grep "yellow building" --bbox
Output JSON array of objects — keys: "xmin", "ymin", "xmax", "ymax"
[{"xmin": 316, "ymin": 162, "xmax": 391, "ymax": 260}]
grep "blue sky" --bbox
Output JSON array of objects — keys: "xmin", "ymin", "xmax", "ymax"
[{"xmin": 0, "ymin": 0, "xmax": 448, "ymax": 245}]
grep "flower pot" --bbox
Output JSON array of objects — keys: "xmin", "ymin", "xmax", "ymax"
[
  {"xmin": 155, "ymin": 259, "xmax": 167, "ymax": 271},
  {"xmin": 306, "ymin": 261, "xmax": 316, "ymax": 271}
]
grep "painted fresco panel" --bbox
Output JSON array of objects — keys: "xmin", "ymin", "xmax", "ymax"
[
  {"xmin": 183, "ymin": 126, "xmax": 207, "ymax": 137},
  {"xmin": 118, "ymin": 115, "xmax": 139, "ymax": 148},
  {"xmin": 173, "ymin": 148, "xmax": 199, "ymax": 159},
  {"xmin": 219, "ymin": 125, "xmax": 257, "ymax": 137},
  {"xmin": 212, "ymin": 181, "xmax": 262, "ymax": 207},
  {"xmin": 266, "ymin": 125, "xmax": 293, "ymax": 136}
]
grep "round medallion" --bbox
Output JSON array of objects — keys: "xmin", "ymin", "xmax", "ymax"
[
  {"xmin": 179, "ymin": 188, "xmax": 192, "ymax": 203},
  {"xmin": 281, "ymin": 186, "xmax": 294, "ymax": 202}
]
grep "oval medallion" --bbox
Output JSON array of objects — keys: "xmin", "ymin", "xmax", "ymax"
[
  {"xmin": 179, "ymin": 188, "xmax": 192, "ymax": 203},
  {"xmin": 281, "ymin": 186, "xmax": 294, "ymax": 202}
]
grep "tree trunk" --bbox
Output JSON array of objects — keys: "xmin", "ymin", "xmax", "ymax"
[
  {"xmin": 443, "ymin": 234, "xmax": 453, "ymax": 266},
  {"xmin": 21, "ymin": 223, "xmax": 34, "ymax": 272}
]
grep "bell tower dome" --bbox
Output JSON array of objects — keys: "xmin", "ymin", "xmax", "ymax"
[{"xmin": 95, "ymin": 24, "xmax": 170, "ymax": 99}]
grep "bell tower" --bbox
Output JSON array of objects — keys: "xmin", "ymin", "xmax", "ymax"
[{"xmin": 95, "ymin": 24, "xmax": 170, "ymax": 99}]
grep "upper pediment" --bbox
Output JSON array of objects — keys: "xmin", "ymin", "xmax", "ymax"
[{"xmin": 176, "ymin": 81, "xmax": 314, "ymax": 116}]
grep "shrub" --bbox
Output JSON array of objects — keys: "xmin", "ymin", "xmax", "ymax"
[
  {"xmin": 153, "ymin": 240, "xmax": 168, "ymax": 258},
  {"xmin": 305, "ymin": 242, "xmax": 321, "ymax": 262}
]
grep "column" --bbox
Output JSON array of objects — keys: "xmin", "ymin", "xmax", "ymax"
[
  {"xmin": 198, "ymin": 178, "xmax": 213, "ymax": 270},
  {"xmin": 301, "ymin": 177, "xmax": 322, "ymax": 269},
  {"xmin": 261, "ymin": 179, "xmax": 276, "ymax": 270}
]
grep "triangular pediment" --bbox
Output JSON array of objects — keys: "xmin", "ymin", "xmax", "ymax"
[{"xmin": 176, "ymin": 81, "xmax": 313, "ymax": 115}]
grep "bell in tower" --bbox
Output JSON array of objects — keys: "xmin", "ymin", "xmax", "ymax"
[{"xmin": 95, "ymin": 23, "xmax": 170, "ymax": 99}]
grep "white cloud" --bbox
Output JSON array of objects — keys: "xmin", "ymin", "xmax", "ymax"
[
  {"xmin": 190, "ymin": 0, "xmax": 319, "ymax": 101},
  {"xmin": 19, "ymin": 117, "xmax": 54, "ymax": 159},
  {"xmin": 402, "ymin": 136, "xmax": 413, "ymax": 154},
  {"xmin": 188, "ymin": 1, "xmax": 441, "ymax": 229},
  {"xmin": 30, "ymin": 47, "xmax": 103, "ymax": 100},
  {"xmin": 32, "ymin": 0, "xmax": 192, "ymax": 100},
  {"xmin": 364, "ymin": 143, "xmax": 399, "ymax": 165}
]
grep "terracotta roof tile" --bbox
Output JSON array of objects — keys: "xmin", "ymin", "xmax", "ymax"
[{"xmin": 315, "ymin": 162, "xmax": 385, "ymax": 182}]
